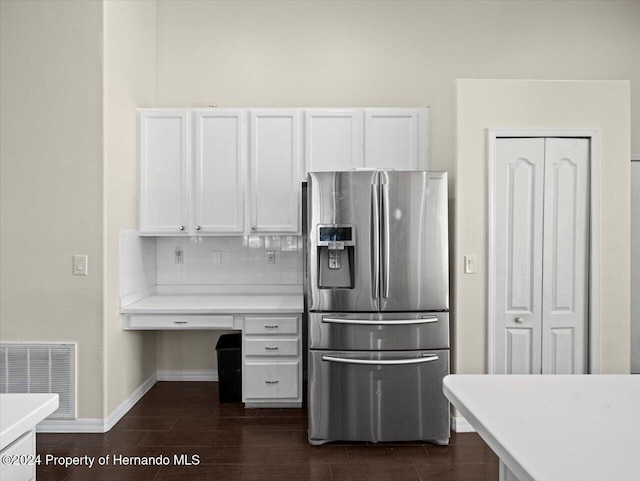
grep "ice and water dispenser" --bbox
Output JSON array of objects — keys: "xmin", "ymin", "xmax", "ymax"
[{"xmin": 316, "ymin": 225, "xmax": 355, "ymax": 289}]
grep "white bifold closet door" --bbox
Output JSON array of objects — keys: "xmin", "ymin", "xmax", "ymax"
[{"xmin": 493, "ymin": 137, "xmax": 589, "ymax": 374}]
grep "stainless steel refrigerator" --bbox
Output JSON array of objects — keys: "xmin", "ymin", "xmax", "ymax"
[{"xmin": 306, "ymin": 170, "xmax": 450, "ymax": 445}]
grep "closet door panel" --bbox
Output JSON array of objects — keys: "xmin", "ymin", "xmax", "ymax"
[
  {"xmin": 493, "ymin": 138, "xmax": 545, "ymax": 374},
  {"xmin": 541, "ymin": 138, "xmax": 590, "ymax": 374}
]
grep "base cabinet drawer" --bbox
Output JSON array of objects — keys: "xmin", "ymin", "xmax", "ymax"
[
  {"xmin": 244, "ymin": 362, "xmax": 300, "ymax": 400},
  {"xmin": 244, "ymin": 338, "xmax": 299, "ymax": 357},
  {"xmin": 0, "ymin": 430, "xmax": 35, "ymax": 481},
  {"xmin": 244, "ymin": 317, "xmax": 299, "ymax": 335},
  {"xmin": 125, "ymin": 314, "xmax": 234, "ymax": 330}
]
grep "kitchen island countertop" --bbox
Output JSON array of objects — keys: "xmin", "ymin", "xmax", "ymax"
[
  {"xmin": 1, "ymin": 393, "xmax": 59, "ymax": 451},
  {"xmin": 443, "ymin": 374, "xmax": 640, "ymax": 481}
]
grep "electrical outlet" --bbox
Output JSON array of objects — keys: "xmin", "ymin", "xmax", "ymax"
[
  {"xmin": 464, "ymin": 255, "xmax": 477, "ymax": 274},
  {"xmin": 175, "ymin": 247, "xmax": 184, "ymax": 264},
  {"xmin": 266, "ymin": 251, "xmax": 276, "ymax": 264},
  {"xmin": 72, "ymin": 255, "xmax": 88, "ymax": 276}
]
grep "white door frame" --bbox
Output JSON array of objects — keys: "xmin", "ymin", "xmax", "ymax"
[{"xmin": 486, "ymin": 129, "xmax": 601, "ymax": 374}]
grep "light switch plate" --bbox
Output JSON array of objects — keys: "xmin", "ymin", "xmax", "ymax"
[
  {"xmin": 73, "ymin": 255, "xmax": 88, "ymax": 276},
  {"xmin": 464, "ymin": 255, "xmax": 477, "ymax": 274}
]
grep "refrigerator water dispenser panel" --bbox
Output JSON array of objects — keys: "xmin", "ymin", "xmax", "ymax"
[{"xmin": 317, "ymin": 225, "xmax": 355, "ymax": 289}]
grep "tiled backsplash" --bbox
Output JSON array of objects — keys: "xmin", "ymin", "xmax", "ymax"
[
  {"xmin": 156, "ymin": 236, "xmax": 303, "ymax": 285},
  {"xmin": 119, "ymin": 229, "xmax": 157, "ymax": 301},
  {"xmin": 119, "ymin": 230, "xmax": 304, "ymax": 305}
]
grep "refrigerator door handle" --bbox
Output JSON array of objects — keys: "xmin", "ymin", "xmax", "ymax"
[
  {"xmin": 371, "ymin": 184, "xmax": 380, "ymax": 299},
  {"xmin": 381, "ymin": 183, "xmax": 390, "ymax": 299},
  {"xmin": 322, "ymin": 316, "xmax": 438, "ymax": 325},
  {"xmin": 322, "ymin": 354, "xmax": 439, "ymax": 365}
]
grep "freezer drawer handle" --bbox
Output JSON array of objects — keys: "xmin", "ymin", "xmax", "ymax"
[
  {"xmin": 265, "ymin": 380, "xmax": 280, "ymax": 384},
  {"xmin": 321, "ymin": 316, "xmax": 438, "ymax": 325},
  {"xmin": 322, "ymin": 354, "xmax": 439, "ymax": 365}
]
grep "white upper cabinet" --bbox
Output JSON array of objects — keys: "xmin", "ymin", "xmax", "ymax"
[
  {"xmin": 193, "ymin": 110, "xmax": 246, "ymax": 234},
  {"xmin": 249, "ymin": 110, "xmax": 301, "ymax": 234},
  {"xmin": 139, "ymin": 107, "xmax": 428, "ymax": 236},
  {"xmin": 363, "ymin": 108, "xmax": 429, "ymax": 171},
  {"xmin": 139, "ymin": 110, "xmax": 190, "ymax": 234},
  {"xmin": 302, "ymin": 108, "xmax": 429, "ymax": 175},
  {"xmin": 304, "ymin": 110, "xmax": 363, "ymax": 172}
]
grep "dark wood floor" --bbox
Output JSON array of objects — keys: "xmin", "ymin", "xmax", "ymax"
[{"xmin": 37, "ymin": 381, "xmax": 498, "ymax": 481}]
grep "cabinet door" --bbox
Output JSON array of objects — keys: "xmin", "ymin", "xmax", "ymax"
[
  {"xmin": 304, "ymin": 109, "xmax": 363, "ymax": 173},
  {"xmin": 139, "ymin": 110, "xmax": 190, "ymax": 234},
  {"xmin": 249, "ymin": 110, "xmax": 301, "ymax": 233},
  {"xmin": 193, "ymin": 110, "xmax": 245, "ymax": 234},
  {"xmin": 363, "ymin": 108, "xmax": 428, "ymax": 170}
]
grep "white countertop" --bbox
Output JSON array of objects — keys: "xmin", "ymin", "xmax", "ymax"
[
  {"xmin": 443, "ymin": 375, "xmax": 640, "ymax": 481},
  {"xmin": 0, "ymin": 393, "xmax": 58, "ymax": 451},
  {"xmin": 120, "ymin": 293, "xmax": 304, "ymax": 314}
]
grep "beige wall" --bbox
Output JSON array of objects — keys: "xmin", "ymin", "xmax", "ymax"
[
  {"xmin": 156, "ymin": 0, "xmax": 640, "ymax": 153},
  {"xmin": 103, "ymin": 0, "xmax": 158, "ymax": 416},
  {"xmin": 0, "ymin": 1, "xmax": 105, "ymax": 418},
  {"xmin": 432, "ymin": 79, "xmax": 630, "ymax": 375},
  {"xmin": 154, "ymin": 0, "xmax": 638, "ymax": 372}
]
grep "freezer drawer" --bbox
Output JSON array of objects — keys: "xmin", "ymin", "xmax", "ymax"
[
  {"xmin": 309, "ymin": 312, "xmax": 449, "ymax": 351},
  {"xmin": 308, "ymin": 349, "xmax": 450, "ymax": 445}
]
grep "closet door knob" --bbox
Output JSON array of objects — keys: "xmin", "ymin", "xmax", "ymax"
[{"xmin": 514, "ymin": 317, "xmax": 524, "ymax": 323}]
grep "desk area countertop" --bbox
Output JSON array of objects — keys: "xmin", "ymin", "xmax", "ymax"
[
  {"xmin": 443, "ymin": 374, "xmax": 640, "ymax": 481},
  {"xmin": 120, "ymin": 293, "xmax": 304, "ymax": 315},
  {"xmin": 0, "ymin": 393, "xmax": 58, "ymax": 451}
]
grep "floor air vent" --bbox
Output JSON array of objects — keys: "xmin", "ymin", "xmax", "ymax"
[{"xmin": 0, "ymin": 343, "xmax": 76, "ymax": 419}]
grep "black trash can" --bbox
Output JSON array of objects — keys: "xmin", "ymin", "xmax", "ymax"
[{"xmin": 215, "ymin": 333, "xmax": 242, "ymax": 403}]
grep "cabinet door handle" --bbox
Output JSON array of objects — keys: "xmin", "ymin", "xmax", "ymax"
[
  {"xmin": 515, "ymin": 317, "xmax": 524, "ymax": 323},
  {"xmin": 265, "ymin": 346, "xmax": 279, "ymax": 351},
  {"xmin": 265, "ymin": 380, "xmax": 279, "ymax": 384},
  {"xmin": 179, "ymin": 226, "xmax": 185, "ymax": 231},
  {"xmin": 264, "ymin": 325, "xmax": 278, "ymax": 329},
  {"xmin": 195, "ymin": 225, "xmax": 201, "ymax": 231},
  {"xmin": 174, "ymin": 321, "xmax": 188, "ymax": 324}
]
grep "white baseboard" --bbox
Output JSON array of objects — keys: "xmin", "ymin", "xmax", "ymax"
[
  {"xmin": 36, "ymin": 373, "xmax": 158, "ymax": 433},
  {"xmin": 157, "ymin": 370, "xmax": 218, "ymax": 381},
  {"xmin": 450, "ymin": 413, "xmax": 476, "ymax": 433},
  {"xmin": 36, "ymin": 417, "xmax": 107, "ymax": 433}
]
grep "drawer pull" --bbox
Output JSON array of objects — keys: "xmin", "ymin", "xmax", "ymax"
[
  {"xmin": 174, "ymin": 321, "xmax": 188, "ymax": 324},
  {"xmin": 265, "ymin": 346, "xmax": 279, "ymax": 351},
  {"xmin": 265, "ymin": 380, "xmax": 279, "ymax": 384},
  {"xmin": 264, "ymin": 325, "xmax": 279, "ymax": 329}
]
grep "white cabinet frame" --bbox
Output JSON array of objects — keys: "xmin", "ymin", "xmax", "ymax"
[
  {"xmin": 304, "ymin": 109, "xmax": 363, "ymax": 172},
  {"xmin": 248, "ymin": 110, "xmax": 302, "ymax": 234},
  {"xmin": 486, "ymin": 128, "xmax": 601, "ymax": 374},
  {"xmin": 192, "ymin": 109, "xmax": 246, "ymax": 234},
  {"xmin": 138, "ymin": 109, "xmax": 190, "ymax": 234},
  {"xmin": 363, "ymin": 108, "xmax": 429, "ymax": 171}
]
